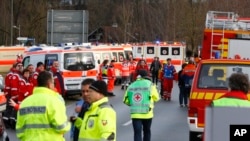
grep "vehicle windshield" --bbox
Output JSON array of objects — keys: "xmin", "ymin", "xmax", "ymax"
[
  {"xmin": 64, "ymin": 52, "xmax": 95, "ymax": 71},
  {"xmin": 198, "ymin": 64, "xmax": 250, "ymax": 89}
]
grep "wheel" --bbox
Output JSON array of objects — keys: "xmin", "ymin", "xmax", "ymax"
[{"xmin": 189, "ymin": 131, "xmax": 202, "ymax": 141}]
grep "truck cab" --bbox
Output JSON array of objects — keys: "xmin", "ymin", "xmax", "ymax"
[{"xmin": 188, "ymin": 59, "xmax": 250, "ymax": 141}]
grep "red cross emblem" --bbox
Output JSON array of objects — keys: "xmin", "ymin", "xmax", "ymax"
[{"xmin": 133, "ymin": 93, "xmax": 142, "ymax": 102}]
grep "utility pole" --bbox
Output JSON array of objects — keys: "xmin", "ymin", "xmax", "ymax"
[{"xmin": 10, "ymin": 0, "xmax": 13, "ymax": 46}]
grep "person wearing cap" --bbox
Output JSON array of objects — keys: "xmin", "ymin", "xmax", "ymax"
[
  {"xmin": 16, "ymin": 71, "xmax": 70, "ymax": 141},
  {"xmin": 31, "ymin": 62, "xmax": 45, "ymax": 87},
  {"xmin": 161, "ymin": 58, "xmax": 177, "ymax": 101},
  {"xmin": 123, "ymin": 70, "xmax": 160, "ymax": 141},
  {"xmin": 71, "ymin": 80, "xmax": 116, "ymax": 141}
]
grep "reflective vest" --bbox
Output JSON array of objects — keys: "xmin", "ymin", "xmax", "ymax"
[
  {"xmin": 102, "ymin": 66, "xmax": 108, "ymax": 76},
  {"xmin": 74, "ymin": 97, "xmax": 116, "ymax": 141},
  {"xmin": 16, "ymin": 87, "xmax": 71, "ymax": 141},
  {"xmin": 163, "ymin": 64, "xmax": 175, "ymax": 79},
  {"xmin": 213, "ymin": 98, "xmax": 250, "ymax": 107},
  {"xmin": 121, "ymin": 62, "xmax": 130, "ymax": 76},
  {"xmin": 127, "ymin": 79, "xmax": 152, "ymax": 114}
]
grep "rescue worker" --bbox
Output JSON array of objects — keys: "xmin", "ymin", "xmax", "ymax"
[
  {"xmin": 150, "ymin": 56, "xmax": 162, "ymax": 85},
  {"xmin": 18, "ymin": 68, "xmax": 33, "ymax": 105},
  {"xmin": 10, "ymin": 62, "xmax": 23, "ymax": 101},
  {"xmin": 181, "ymin": 59, "xmax": 196, "ymax": 106},
  {"xmin": 71, "ymin": 80, "xmax": 116, "ymax": 141},
  {"xmin": 121, "ymin": 59, "xmax": 130, "ymax": 90},
  {"xmin": 129, "ymin": 58, "xmax": 137, "ymax": 83},
  {"xmin": 161, "ymin": 58, "xmax": 176, "ymax": 101},
  {"xmin": 3, "ymin": 63, "xmax": 17, "ymax": 129},
  {"xmin": 16, "ymin": 71, "xmax": 71, "ymax": 141},
  {"xmin": 99, "ymin": 60, "xmax": 109, "ymax": 83},
  {"xmin": 9, "ymin": 62, "xmax": 23, "ymax": 129},
  {"xmin": 178, "ymin": 63, "xmax": 187, "ymax": 107},
  {"xmin": 107, "ymin": 60, "xmax": 116, "ymax": 96},
  {"xmin": 4, "ymin": 63, "xmax": 16, "ymax": 96},
  {"xmin": 134, "ymin": 59, "xmax": 149, "ymax": 81},
  {"xmin": 159, "ymin": 60, "xmax": 167, "ymax": 97},
  {"xmin": 50, "ymin": 60, "xmax": 65, "ymax": 96},
  {"xmin": 71, "ymin": 78, "xmax": 94, "ymax": 141},
  {"xmin": 123, "ymin": 70, "xmax": 160, "ymax": 141},
  {"xmin": 31, "ymin": 62, "xmax": 45, "ymax": 87},
  {"xmin": 26, "ymin": 64, "xmax": 35, "ymax": 78},
  {"xmin": 212, "ymin": 73, "xmax": 250, "ymax": 107}
]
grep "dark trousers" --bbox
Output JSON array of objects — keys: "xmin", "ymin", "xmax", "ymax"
[
  {"xmin": 151, "ymin": 70, "xmax": 159, "ymax": 85},
  {"xmin": 132, "ymin": 118, "xmax": 152, "ymax": 141},
  {"xmin": 179, "ymin": 86, "xmax": 188, "ymax": 105}
]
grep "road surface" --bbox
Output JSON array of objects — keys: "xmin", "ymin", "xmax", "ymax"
[{"xmin": 4, "ymin": 83, "xmax": 189, "ymax": 141}]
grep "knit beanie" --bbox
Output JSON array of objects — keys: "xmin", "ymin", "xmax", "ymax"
[{"xmin": 89, "ymin": 80, "xmax": 108, "ymax": 96}]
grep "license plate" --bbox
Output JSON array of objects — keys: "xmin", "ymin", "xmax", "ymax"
[{"xmin": 67, "ymin": 85, "xmax": 79, "ymax": 90}]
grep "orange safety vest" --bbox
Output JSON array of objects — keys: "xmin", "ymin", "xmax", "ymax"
[{"xmin": 121, "ymin": 62, "xmax": 130, "ymax": 76}]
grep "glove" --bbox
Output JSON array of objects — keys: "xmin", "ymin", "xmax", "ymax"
[{"xmin": 70, "ymin": 116, "xmax": 77, "ymax": 123}]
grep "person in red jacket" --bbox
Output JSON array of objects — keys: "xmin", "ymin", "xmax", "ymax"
[
  {"xmin": 121, "ymin": 59, "xmax": 130, "ymax": 90},
  {"xmin": 50, "ymin": 60, "xmax": 65, "ymax": 96},
  {"xmin": 107, "ymin": 60, "xmax": 116, "ymax": 96},
  {"xmin": 18, "ymin": 68, "xmax": 33, "ymax": 104},
  {"xmin": 31, "ymin": 62, "xmax": 44, "ymax": 87},
  {"xmin": 4, "ymin": 63, "xmax": 16, "ymax": 96},
  {"xmin": 10, "ymin": 62, "xmax": 23, "ymax": 101},
  {"xmin": 134, "ymin": 59, "xmax": 149, "ymax": 80},
  {"xmin": 128, "ymin": 58, "xmax": 137, "ymax": 83}
]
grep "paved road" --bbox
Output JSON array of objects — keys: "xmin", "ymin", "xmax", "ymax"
[{"xmin": 4, "ymin": 83, "xmax": 189, "ymax": 141}]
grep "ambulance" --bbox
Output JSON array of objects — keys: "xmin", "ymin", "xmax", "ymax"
[
  {"xmin": 132, "ymin": 41, "xmax": 186, "ymax": 72},
  {"xmin": 188, "ymin": 11, "xmax": 250, "ymax": 141},
  {"xmin": 90, "ymin": 43, "xmax": 133, "ymax": 83},
  {"xmin": 22, "ymin": 46, "xmax": 97, "ymax": 97},
  {"xmin": 0, "ymin": 46, "xmax": 26, "ymax": 73}
]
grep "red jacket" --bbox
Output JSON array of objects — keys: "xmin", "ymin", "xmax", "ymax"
[
  {"xmin": 107, "ymin": 66, "xmax": 116, "ymax": 80},
  {"xmin": 10, "ymin": 70, "xmax": 22, "ymax": 100},
  {"xmin": 30, "ymin": 68, "xmax": 41, "ymax": 87},
  {"xmin": 50, "ymin": 66, "xmax": 65, "ymax": 95},
  {"xmin": 4, "ymin": 68, "xmax": 14, "ymax": 96},
  {"xmin": 134, "ymin": 65, "xmax": 149, "ymax": 79},
  {"xmin": 18, "ymin": 77, "xmax": 33, "ymax": 103}
]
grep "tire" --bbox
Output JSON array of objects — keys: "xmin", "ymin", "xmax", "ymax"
[{"xmin": 189, "ymin": 131, "xmax": 202, "ymax": 141}]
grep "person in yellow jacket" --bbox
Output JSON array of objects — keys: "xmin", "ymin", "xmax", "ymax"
[
  {"xmin": 71, "ymin": 80, "xmax": 116, "ymax": 141},
  {"xmin": 123, "ymin": 70, "xmax": 160, "ymax": 141},
  {"xmin": 16, "ymin": 71, "xmax": 71, "ymax": 141}
]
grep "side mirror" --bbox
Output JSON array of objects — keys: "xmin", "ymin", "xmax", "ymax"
[{"xmin": 97, "ymin": 60, "xmax": 100, "ymax": 64}]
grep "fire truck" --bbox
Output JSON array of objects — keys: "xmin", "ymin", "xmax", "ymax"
[
  {"xmin": 132, "ymin": 41, "xmax": 186, "ymax": 72},
  {"xmin": 188, "ymin": 11, "xmax": 250, "ymax": 141}
]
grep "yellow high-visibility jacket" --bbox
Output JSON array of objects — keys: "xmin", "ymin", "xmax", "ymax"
[{"xmin": 16, "ymin": 87, "xmax": 71, "ymax": 141}]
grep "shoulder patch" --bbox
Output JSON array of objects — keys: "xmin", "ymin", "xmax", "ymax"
[
  {"xmin": 12, "ymin": 76, "xmax": 16, "ymax": 80},
  {"xmin": 34, "ymin": 75, "xmax": 38, "ymax": 79},
  {"xmin": 21, "ymin": 82, "xmax": 24, "ymax": 86}
]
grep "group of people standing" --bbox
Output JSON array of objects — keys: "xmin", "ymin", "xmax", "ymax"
[
  {"xmin": 150, "ymin": 56, "xmax": 196, "ymax": 106},
  {"xmin": 3, "ymin": 60, "xmax": 65, "ymax": 129}
]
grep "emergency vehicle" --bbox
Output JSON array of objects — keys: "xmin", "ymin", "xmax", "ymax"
[
  {"xmin": 188, "ymin": 11, "xmax": 250, "ymax": 141},
  {"xmin": 90, "ymin": 44, "xmax": 133, "ymax": 83},
  {"xmin": 132, "ymin": 41, "xmax": 186, "ymax": 72},
  {"xmin": 0, "ymin": 46, "xmax": 26, "ymax": 73},
  {"xmin": 22, "ymin": 46, "xmax": 97, "ymax": 97}
]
